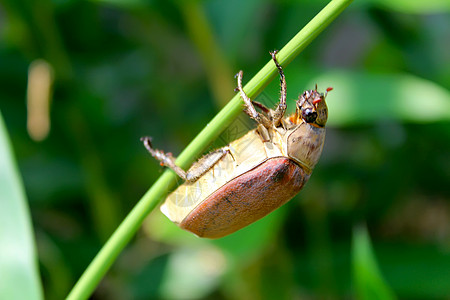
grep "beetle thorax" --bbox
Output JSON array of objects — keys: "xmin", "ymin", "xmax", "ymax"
[{"xmin": 284, "ymin": 122, "xmax": 326, "ymax": 173}]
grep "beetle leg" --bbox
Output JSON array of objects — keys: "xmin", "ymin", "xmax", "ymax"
[
  {"xmin": 256, "ymin": 124, "xmax": 271, "ymax": 142},
  {"xmin": 236, "ymin": 71, "xmax": 272, "ymax": 129},
  {"xmin": 141, "ymin": 136, "xmax": 188, "ymax": 181},
  {"xmin": 184, "ymin": 148, "xmax": 229, "ymax": 182},
  {"xmin": 142, "ymin": 136, "xmax": 230, "ymax": 183},
  {"xmin": 251, "ymin": 100, "xmax": 270, "ymax": 114},
  {"xmin": 269, "ymin": 50, "xmax": 287, "ymax": 127}
]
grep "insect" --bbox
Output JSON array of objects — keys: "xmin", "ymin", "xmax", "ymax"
[{"xmin": 142, "ymin": 50, "xmax": 331, "ymax": 238}]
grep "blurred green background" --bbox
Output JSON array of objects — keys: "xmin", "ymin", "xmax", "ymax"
[{"xmin": 1, "ymin": 0, "xmax": 450, "ymax": 299}]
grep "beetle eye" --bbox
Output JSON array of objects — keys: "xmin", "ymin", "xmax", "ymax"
[{"xmin": 302, "ymin": 108, "xmax": 317, "ymax": 123}]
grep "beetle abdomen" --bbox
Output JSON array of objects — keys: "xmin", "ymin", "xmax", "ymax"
[{"xmin": 180, "ymin": 157, "xmax": 310, "ymax": 238}]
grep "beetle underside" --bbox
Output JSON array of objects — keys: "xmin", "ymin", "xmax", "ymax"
[{"xmin": 142, "ymin": 50, "xmax": 330, "ymax": 238}]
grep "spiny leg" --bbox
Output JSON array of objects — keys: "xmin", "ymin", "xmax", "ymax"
[
  {"xmin": 269, "ymin": 50, "xmax": 287, "ymax": 126},
  {"xmin": 141, "ymin": 136, "xmax": 188, "ymax": 180},
  {"xmin": 141, "ymin": 137, "xmax": 229, "ymax": 183},
  {"xmin": 235, "ymin": 71, "xmax": 272, "ymax": 128},
  {"xmin": 184, "ymin": 148, "xmax": 229, "ymax": 182}
]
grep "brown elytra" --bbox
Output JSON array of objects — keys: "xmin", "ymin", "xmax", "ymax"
[{"xmin": 180, "ymin": 157, "xmax": 309, "ymax": 238}]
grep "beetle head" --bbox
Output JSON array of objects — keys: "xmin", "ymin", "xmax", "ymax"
[{"xmin": 294, "ymin": 86, "xmax": 331, "ymax": 127}]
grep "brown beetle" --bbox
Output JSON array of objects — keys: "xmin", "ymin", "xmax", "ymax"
[{"xmin": 142, "ymin": 51, "xmax": 331, "ymax": 238}]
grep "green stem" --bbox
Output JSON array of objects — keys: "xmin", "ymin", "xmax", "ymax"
[{"xmin": 66, "ymin": 0, "xmax": 353, "ymax": 299}]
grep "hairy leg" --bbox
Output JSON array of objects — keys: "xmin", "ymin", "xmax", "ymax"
[
  {"xmin": 269, "ymin": 50, "xmax": 287, "ymax": 126},
  {"xmin": 141, "ymin": 137, "xmax": 229, "ymax": 182},
  {"xmin": 235, "ymin": 71, "xmax": 272, "ymax": 129}
]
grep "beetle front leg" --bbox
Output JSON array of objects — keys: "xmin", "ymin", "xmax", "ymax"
[
  {"xmin": 141, "ymin": 136, "xmax": 188, "ymax": 181},
  {"xmin": 270, "ymin": 50, "xmax": 287, "ymax": 127},
  {"xmin": 236, "ymin": 71, "xmax": 272, "ymax": 129}
]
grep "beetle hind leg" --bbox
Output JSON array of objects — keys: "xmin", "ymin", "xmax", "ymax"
[
  {"xmin": 141, "ymin": 136, "xmax": 188, "ymax": 181},
  {"xmin": 184, "ymin": 148, "xmax": 229, "ymax": 182},
  {"xmin": 141, "ymin": 137, "xmax": 230, "ymax": 183}
]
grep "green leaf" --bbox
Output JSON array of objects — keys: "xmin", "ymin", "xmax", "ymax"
[
  {"xmin": 373, "ymin": 243, "xmax": 450, "ymax": 298},
  {"xmin": 0, "ymin": 111, "xmax": 43, "ymax": 300},
  {"xmin": 370, "ymin": 0, "xmax": 450, "ymax": 14},
  {"xmin": 352, "ymin": 225, "xmax": 396, "ymax": 300},
  {"xmin": 308, "ymin": 70, "xmax": 450, "ymax": 126}
]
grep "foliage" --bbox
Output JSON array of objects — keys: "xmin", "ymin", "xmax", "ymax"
[{"xmin": 0, "ymin": 112, "xmax": 43, "ymax": 300}]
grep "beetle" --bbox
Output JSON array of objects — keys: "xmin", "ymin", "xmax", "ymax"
[{"xmin": 141, "ymin": 50, "xmax": 331, "ymax": 238}]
